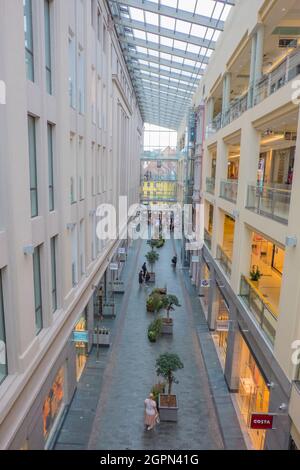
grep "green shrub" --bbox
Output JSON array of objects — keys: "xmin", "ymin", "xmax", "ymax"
[
  {"xmin": 147, "ymin": 318, "xmax": 163, "ymax": 342},
  {"xmin": 151, "ymin": 382, "xmax": 166, "ymax": 403}
]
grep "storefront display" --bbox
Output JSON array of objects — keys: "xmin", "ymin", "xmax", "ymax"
[
  {"xmin": 199, "ymin": 261, "xmax": 210, "ymax": 319},
  {"xmin": 74, "ymin": 309, "xmax": 88, "ymax": 381},
  {"xmin": 212, "ymin": 287, "xmax": 229, "ymax": 369},
  {"xmin": 42, "ymin": 367, "xmax": 64, "ymax": 442},
  {"xmin": 236, "ymin": 336, "xmax": 270, "ymax": 450}
]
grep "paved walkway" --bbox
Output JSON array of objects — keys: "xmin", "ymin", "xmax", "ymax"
[{"xmin": 55, "ymin": 238, "xmax": 245, "ymax": 450}]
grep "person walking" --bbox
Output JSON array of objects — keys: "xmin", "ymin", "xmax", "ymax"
[
  {"xmin": 139, "ymin": 270, "xmax": 144, "ymax": 285},
  {"xmin": 142, "ymin": 262, "xmax": 147, "ymax": 277},
  {"xmin": 144, "ymin": 393, "xmax": 159, "ymax": 431}
]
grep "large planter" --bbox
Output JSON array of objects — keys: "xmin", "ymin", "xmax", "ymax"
[
  {"xmin": 148, "ymin": 272, "xmax": 156, "ymax": 283},
  {"xmin": 161, "ymin": 318, "xmax": 173, "ymax": 335},
  {"xmin": 158, "ymin": 394, "xmax": 178, "ymax": 422},
  {"xmin": 93, "ymin": 330, "xmax": 111, "ymax": 347},
  {"xmin": 103, "ymin": 303, "xmax": 116, "ymax": 318}
]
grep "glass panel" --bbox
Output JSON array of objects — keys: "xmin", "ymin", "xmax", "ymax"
[
  {"xmin": 28, "ymin": 116, "xmax": 38, "ymax": 217},
  {"xmin": 44, "ymin": 0, "xmax": 52, "ymax": 94},
  {"xmin": 24, "ymin": 0, "xmax": 34, "ymax": 81},
  {"xmin": 47, "ymin": 124, "xmax": 54, "ymax": 211},
  {"xmin": 33, "ymin": 246, "xmax": 43, "ymax": 334},
  {"xmin": 0, "ymin": 272, "xmax": 7, "ymax": 384},
  {"xmin": 50, "ymin": 237, "xmax": 57, "ymax": 313}
]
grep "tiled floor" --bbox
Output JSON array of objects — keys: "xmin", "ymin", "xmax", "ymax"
[{"xmin": 55, "ymin": 238, "xmax": 245, "ymax": 450}]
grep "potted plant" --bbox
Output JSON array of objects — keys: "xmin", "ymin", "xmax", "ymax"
[
  {"xmin": 156, "ymin": 353, "xmax": 184, "ymax": 422},
  {"xmin": 250, "ymin": 265, "xmax": 262, "ymax": 287},
  {"xmin": 145, "ymin": 250, "xmax": 159, "ymax": 283},
  {"xmin": 147, "ymin": 318, "xmax": 163, "ymax": 342},
  {"xmin": 160, "ymin": 294, "xmax": 181, "ymax": 335},
  {"xmin": 146, "ymin": 292, "xmax": 164, "ymax": 313},
  {"xmin": 151, "ymin": 382, "xmax": 166, "ymax": 404}
]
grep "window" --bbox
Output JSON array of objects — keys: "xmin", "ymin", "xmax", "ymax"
[
  {"xmin": 50, "ymin": 237, "xmax": 57, "ymax": 313},
  {"xmin": 28, "ymin": 115, "xmax": 38, "ymax": 217},
  {"xmin": 24, "ymin": 0, "xmax": 34, "ymax": 81},
  {"xmin": 47, "ymin": 123, "xmax": 55, "ymax": 211},
  {"xmin": 78, "ymin": 49, "xmax": 85, "ymax": 114},
  {"xmin": 0, "ymin": 271, "xmax": 7, "ymax": 385},
  {"xmin": 91, "ymin": 0, "xmax": 96, "ymax": 28},
  {"xmin": 97, "ymin": 8, "xmax": 101, "ymax": 42},
  {"xmin": 91, "ymin": 68, "xmax": 96, "ymax": 124},
  {"xmin": 43, "ymin": 367, "xmax": 64, "ymax": 441},
  {"xmin": 78, "ymin": 137, "xmax": 85, "ymax": 200},
  {"xmin": 68, "ymin": 35, "xmax": 76, "ymax": 108},
  {"xmin": 79, "ymin": 220, "xmax": 85, "ymax": 276},
  {"xmin": 44, "ymin": 0, "xmax": 52, "ymax": 94},
  {"xmin": 71, "ymin": 225, "xmax": 78, "ymax": 287},
  {"xmin": 33, "ymin": 246, "xmax": 43, "ymax": 334},
  {"xmin": 91, "ymin": 212, "xmax": 96, "ymax": 261},
  {"xmin": 103, "ymin": 24, "xmax": 106, "ymax": 53}
]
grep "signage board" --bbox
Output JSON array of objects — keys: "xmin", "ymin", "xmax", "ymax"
[
  {"xmin": 72, "ymin": 331, "xmax": 89, "ymax": 343},
  {"xmin": 200, "ymin": 279, "xmax": 211, "ymax": 288},
  {"xmin": 192, "ymin": 256, "xmax": 200, "ymax": 263},
  {"xmin": 250, "ymin": 413, "xmax": 274, "ymax": 430},
  {"xmin": 216, "ymin": 320, "xmax": 230, "ymax": 332},
  {"xmin": 118, "ymin": 248, "xmax": 126, "ymax": 254},
  {"xmin": 110, "ymin": 263, "xmax": 119, "ymax": 271}
]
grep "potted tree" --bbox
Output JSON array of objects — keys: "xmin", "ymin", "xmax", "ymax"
[
  {"xmin": 145, "ymin": 250, "xmax": 159, "ymax": 283},
  {"xmin": 250, "ymin": 265, "xmax": 262, "ymax": 288},
  {"xmin": 156, "ymin": 353, "xmax": 184, "ymax": 422},
  {"xmin": 160, "ymin": 294, "xmax": 181, "ymax": 335},
  {"xmin": 146, "ymin": 291, "xmax": 163, "ymax": 313},
  {"xmin": 147, "ymin": 318, "xmax": 163, "ymax": 342}
]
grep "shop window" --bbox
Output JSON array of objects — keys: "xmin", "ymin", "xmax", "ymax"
[
  {"xmin": 74, "ymin": 308, "xmax": 88, "ymax": 381},
  {"xmin": 236, "ymin": 336, "xmax": 270, "ymax": 450},
  {"xmin": 43, "ymin": 367, "xmax": 64, "ymax": 441}
]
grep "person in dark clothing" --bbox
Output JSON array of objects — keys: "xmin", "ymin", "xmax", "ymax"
[
  {"xmin": 142, "ymin": 262, "xmax": 147, "ymax": 277},
  {"xmin": 171, "ymin": 255, "xmax": 177, "ymax": 267},
  {"xmin": 139, "ymin": 270, "xmax": 144, "ymax": 285}
]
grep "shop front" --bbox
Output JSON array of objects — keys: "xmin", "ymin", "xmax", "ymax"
[
  {"xmin": 74, "ymin": 307, "xmax": 89, "ymax": 381},
  {"xmin": 236, "ymin": 335, "xmax": 270, "ymax": 450},
  {"xmin": 199, "ymin": 259, "xmax": 211, "ymax": 320},
  {"xmin": 211, "ymin": 286, "xmax": 229, "ymax": 370},
  {"xmin": 42, "ymin": 366, "xmax": 65, "ymax": 445}
]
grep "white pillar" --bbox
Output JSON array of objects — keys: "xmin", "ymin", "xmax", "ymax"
[
  {"xmin": 247, "ymin": 34, "xmax": 257, "ymax": 108},
  {"xmin": 254, "ymin": 24, "xmax": 265, "ymax": 84}
]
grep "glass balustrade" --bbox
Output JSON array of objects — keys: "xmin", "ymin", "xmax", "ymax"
[
  {"xmin": 246, "ymin": 184, "xmax": 291, "ymax": 225},
  {"xmin": 240, "ymin": 275, "xmax": 278, "ymax": 346},
  {"xmin": 204, "ymin": 229, "xmax": 212, "ymax": 250},
  {"xmin": 220, "ymin": 179, "xmax": 238, "ymax": 203},
  {"xmin": 206, "ymin": 177, "xmax": 215, "ymax": 195},
  {"xmin": 216, "ymin": 244, "xmax": 232, "ymax": 278}
]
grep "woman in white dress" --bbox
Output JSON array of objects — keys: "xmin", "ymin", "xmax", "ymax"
[{"xmin": 144, "ymin": 393, "xmax": 158, "ymax": 431}]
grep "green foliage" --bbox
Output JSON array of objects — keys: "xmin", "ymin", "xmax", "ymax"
[
  {"xmin": 148, "ymin": 318, "xmax": 163, "ymax": 342},
  {"xmin": 146, "ymin": 292, "xmax": 164, "ymax": 313},
  {"xmin": 161, "ymin": 294, "xmax": 181, "ymax": 319},
  {"xmin": 155, "ymin": 353, "xmax": 184, "ymax": 396},
  {"xmin": 250, "ymin": 265, "xmax": 262, "ymax": 281},
  {"xmin": 151, "ymin": 382, "xmax": 166, "ymax": 403},
  {"xmin": 150, "ymin": 238, "xmax": 165, "ymax": 249},
  {"xmin": 145, "ymin": 250, "xmax": 159, "ymax": 268}
]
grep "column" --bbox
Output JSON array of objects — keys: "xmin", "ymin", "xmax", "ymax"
[
  {"xmin": 207, "ymin": 267, "xmax": 218, "ymax": 330},
  {"xmin": 247, "ymin": 34, "xmax": 257, "ymax": 108},
  {"xmin": 254, "ymin": 24, "xmax": 264, "ymax": 84},
  {"xmin": 222, "ymin": 73, "xmax": 231, "ymax": 118}
]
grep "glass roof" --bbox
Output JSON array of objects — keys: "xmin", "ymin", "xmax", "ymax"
[{"xmin": 108, "ymin": 0, "xmax": 235, "ymax": 130}]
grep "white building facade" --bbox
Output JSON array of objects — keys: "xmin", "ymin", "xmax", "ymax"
[{"xmin": 0, "ymin": 0, "xmax": 142, "ymax": 449}]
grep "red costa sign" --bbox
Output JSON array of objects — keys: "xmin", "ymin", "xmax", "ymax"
[{"xmin": 250, "ymin": 413, "xmax": 274, "ymax": 430}]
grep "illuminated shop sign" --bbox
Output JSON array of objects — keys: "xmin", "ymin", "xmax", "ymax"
[{"xmin": 250, "ymin": 413, "xmax": 274, "ymax": 430}]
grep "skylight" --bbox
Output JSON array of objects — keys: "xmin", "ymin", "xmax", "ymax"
[{"xmin": 109, "ymin": 0, "xmax": 234, "ymax": 130}]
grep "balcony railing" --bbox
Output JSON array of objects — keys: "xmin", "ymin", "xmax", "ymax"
[
  {"xmin": 206, "ymin": 177, "xmax": 215, "ymax": 194},
  {"xmin": 240, "ymin": 275, "xmax": 278, "ymax": 346},
  {"xmin": 254, "ymin": 48, "xmax": 300, "ymax": 105},
  {"xmin": 246, "ymin": 184, "xmax": 291, "ymax": 225},
  {"xmin": 220, "ymin": 179, "xmax": 238, "ymax": 203},
  {"xmin": 206, "ymin": 48, "xmax": 300, "ymax": 136},
  {"xmin": 204, "ymin": 228, "xmax": 212, "ymax": 250},
  {"xmin": 222, "ymin": 93, "xmax": 248, "ymax": 127},
  {"xmin": 143, "ymin": 175, "xmax": 177, "ymax": 182},
  {"xmin": 216, "ymin": 244, "xmax": 232, "ymax": 278}
]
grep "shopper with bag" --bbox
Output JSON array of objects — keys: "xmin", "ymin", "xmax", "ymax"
[{"xmin": 144, "ymin": 393, "xmax": 159, "ymax": 431}]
